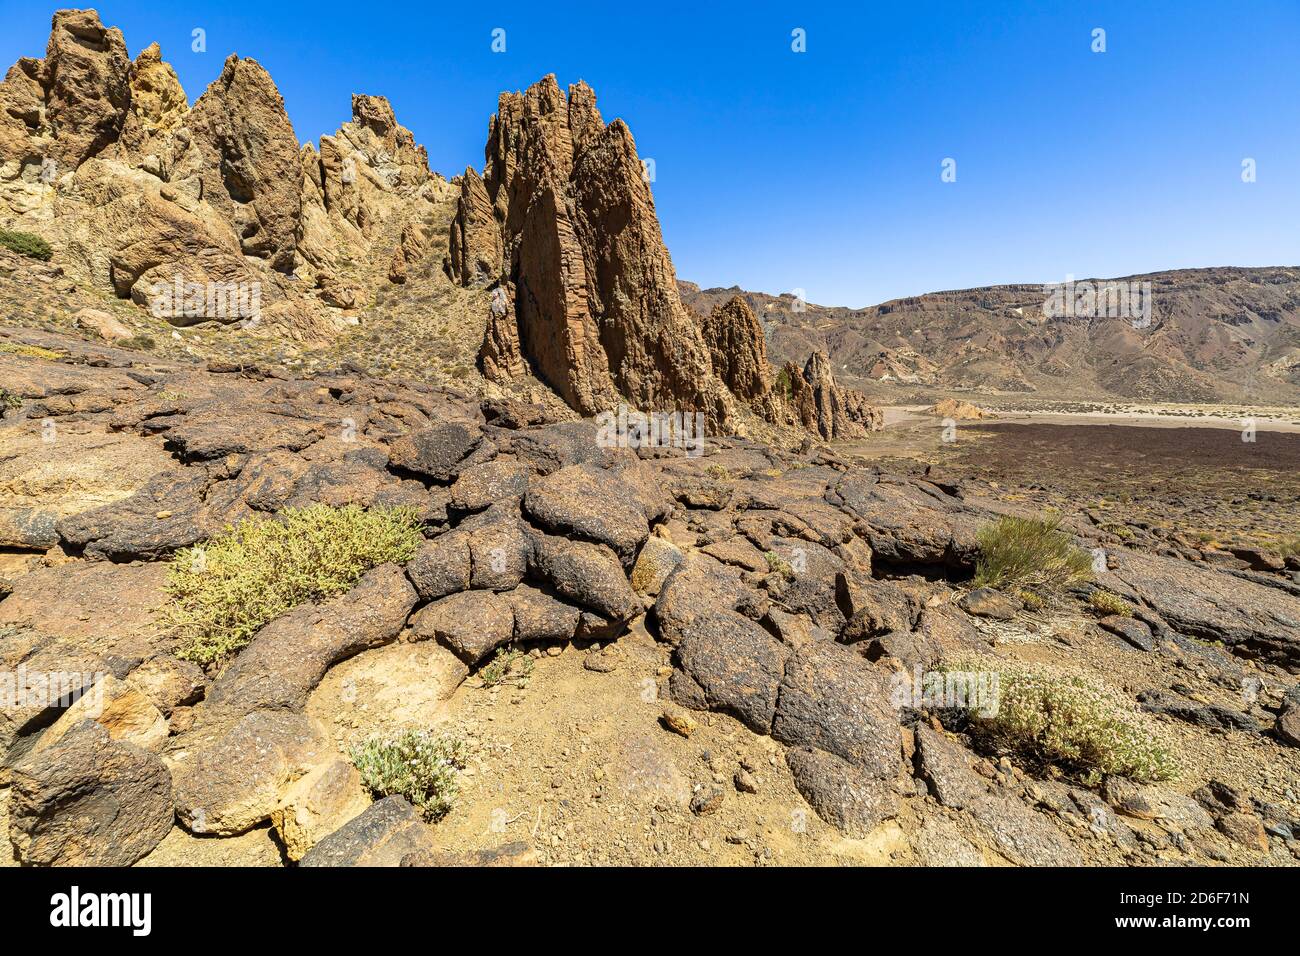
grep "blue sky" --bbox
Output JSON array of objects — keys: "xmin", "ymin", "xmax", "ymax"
[{"xmin": 2, "ymin": 1, "xmax": 1297, "ymax": 307}]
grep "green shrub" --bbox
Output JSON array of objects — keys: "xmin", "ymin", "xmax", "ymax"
[
  {"xmin": 0, "ymin": 342, "xmax": 62, "ymax": 360},
  {"xmin": 1015, "ymin": 589, "xmax": 1044, "ymax": 612},
  {"xmin": 0, "ymin": 229, "xmax": 52, "ymax": 261},
  {"xmin": 119, "ymin": 334, "xmax": 157, "ymax": 351},
  {"xmin": 774, "ymin": 366, "xmax": 796, "ymax": 400},
  {"xmin": 350, "ymin": 729, "xmax": 468, "ymax": 820},
  {"xmin": 479, "ymin": 647, "xmax": 533, "ymax": 688},
  {"xmin": 765, "ymin": 550, "xmax": 795, "ymax": 580},
  {"xmin": 973, "ymin": 515, "xmax": 1093, "ymax": 592},
  {"xmin": 0, "ymin": 388, "xmax": 22, "ymax": 412},
  {"xmin": 1089, "ymin": 589, "xmax": 1133, "ymax": 617},
  {"xmin": 941, "ymin": 657, "xmax": 1178, "ymax": 784},
  {"xmin": 163, "ymin": 504, "xmax": 423, "ymax": 665},
  {"xmin": 1274, "ymin": 537, "xmax": 1300, "ymax": 559}
]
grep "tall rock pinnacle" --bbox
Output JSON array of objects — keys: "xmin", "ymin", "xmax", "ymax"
[{"xmin": 448, "ymin": 75, "xmax": 734, "ymax": 428}]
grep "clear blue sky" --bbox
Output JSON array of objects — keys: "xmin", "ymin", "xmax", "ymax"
[{"xmin": 2, "ymin": 1, "xmax": 1297, "ymax": 307}]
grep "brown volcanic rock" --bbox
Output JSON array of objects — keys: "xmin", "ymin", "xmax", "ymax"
[
  {"xmin": 680, "ymin": 268, "xmax": 1300, "ymax": 405},
  {"xmin": 448, "ymin": 166, "xmax": 502, "ymax": 286},
  {"xmin": 298, "ymin": 93, "xmax": 437, "ymax": 281},
  {"xmin": 115, "ymin": 42, "xmax": 188, "ymax": 157},
  {"xmin": 700, "ymin": 295, "xmax": 773, "ymax": 405},
  {"xmin": 174, "ymin": 55, "xmax": 302, "ymax": 271},
  {"xmin": 0, "ymin": 9, "xmax": 133, "ymax": 170},
  {"xmin": 450, "ymin": 75, "xmax": 734, "ymax": 428},
  {"xmin": 782, "ymin": 351, "xmax": 883, "ymax": 440}
]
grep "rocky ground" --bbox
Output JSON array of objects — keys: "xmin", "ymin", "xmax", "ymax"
[
  {"xmin": 1, "ymin": 7, "xmax": 1297, "ymax": 870},
  {"xmin": 2, "ymin": 324, "xmax": 1298, "ymax": 868}
]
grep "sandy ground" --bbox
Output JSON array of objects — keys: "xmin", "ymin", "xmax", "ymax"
[{"xmin": 881, "ymin": 403, "xmax": 1300, "ymax": 433}]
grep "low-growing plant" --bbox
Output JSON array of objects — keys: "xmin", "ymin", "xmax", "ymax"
[
  {"xmin": 350, "ymin": 729, "xmax": 468, "ymax": 820},
  {"xmin": 765, "ymin": 550, "xmax": 795, "ymax": 580},
  {"xmin": 774, "ymin": 366, "xmax": 796, "ymax": 400},
  {"xmin": 0, "ymin": 342, "xmax": 62, "ymax": 360},
  {"xmin": 1015, "ymin": 589, "xmax": 1044, "ymax": 612},
  {"xmin": 1089, "ymin": 589, "xmax": 1134, "ymax": 617},
  {"xmin": 480, "ymin": 647, "xmax": 534, "ymax": 689},
  {"xmin": 1273, "ymin": 536, "xmax": 1300, "ymax": 559},
  {"xmin": 119, "ymin": 334, "xmax": 157, "ymax": 351},
  {"xmin": 162, "ymin": 504, "xmax": 423, "ymax": 665},
  {"xmin": 973, "ymin": 515, "xmax": 1093, "ymax": 593},
  {"xmin": 0, "ymin": 228, "xmax": 53, "ymax": 261},
  {"xmin": 0, "ymin": 387, "xmax": 22, "ymax": 413},
  {"xmin": 940, "ymin": 657, "xmax": 1178, "ymax": 784}
]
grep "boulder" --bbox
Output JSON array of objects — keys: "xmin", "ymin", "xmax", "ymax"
[
  {"xmin": 654, "ymin": 553, "xmax": 768, "ymax": 645},
  {"xmin": 203, "ymin": 564, "xmax": 416, "ymax": 720},
  {"xmin": 785, "ymin": 746, "xmax": 897, "ymax": 838},
  {"xmin": 73, "ymin": 307, "xmax": 133, "ymax": 341},
  {"xmin": 9, "ymin": 719, "xmax": 173, "ymax": 866},
  {"xmin": 172, "ymin": 710, "xmax": 333, "ymax": 836},
  {"xmin": 671, "ymin": 611, "xmax": 789, "ymax": 733},
  {"xmin": 524, "ymin": 464, "xmax": 651, "ymax": 564},
  {"xmin": 630, "ymin": 535, "xmax": 684, "ymax": 596},
  {"xmin": 126, "ymin": 654, "xmax": 206, "ymax": 715},
  {"xmin": 449, "ymin": 459, "xmax": 530, "ymax": 513},
  {"xmin": 507, "ymin": 584, "xmax": 582, "ymax": 643},
  {"xmin": 271, "ymin": 757, "xmax": 372, "ymax": 862},
  {"xmin": 957, "ymin": 587, "xmax": 1019, "ymax": 620},
  {"xmin": 299, "ymin": 795, "xmax": 437, "ymax": 867},
  {"xmin": 528, "ymin": 533, "xmax": 640, "ymax": 622},
  {"xmin": 33, "ymin": 673, "xmax": 168, "ymax": 755},
  {"xmin": 387, "ymin": 422, "xmax": 484, "ymax": 481},
  {"xmin": 914, "ymin": 725, "xmax": 988, "ymax": 810},
  {"xmin": 771, "ymin": 640, "xmax": 901, "ymax": 777},
  {"xmin": 410, "ymin": 590, "xmax": 515, "ymax": 665}
]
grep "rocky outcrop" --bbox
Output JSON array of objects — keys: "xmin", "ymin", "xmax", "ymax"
[
  {"xmin": 448, "ymin": 75, "xmax": 733, "ymax": 428},
  {"xmin": 0, "ymin": 10, "xmax": 442, "ymax": 344},
  {"xmin": 780, "ymin": 351, "xmax": 884, "ymax": 440},
  {"xmin": 9, "ymin": 719, "xmax": 173, "ymax": 866},
  {"xmin": 171, "ymin": 55, "xmax": 301, "ymax": 271},
  {"xmin": 0, "ymin": 10, "xmax": 131, "ymax": 170},
  {"xmin": 699, "ymin": 295, "xmax": 775, "ymax": 409}
]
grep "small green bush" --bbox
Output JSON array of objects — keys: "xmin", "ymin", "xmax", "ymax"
[
  {"xmin": 941, "ymin": 657, "xmax": 1178, "ymax": 784},
  {"xmin": 1274, "ymin": 537, "xmax": 1300, "ymax": 559},
  {"xmin": 163, "ymin": 504, "xmax": 423, "ymax": 665},
  {"xmin": 0, "ymin": 342, "xmax": 62, "ymax": 360},
  {"xmin": 119, "ymin": 334, "xmax": 157, "ymax": 351},
  {"xmin": 0, "ymin": 229, "xmax": 52, "ymax": 261},
  {"xmin": 1089, "ymin": 589, "xmax": 1133, "ymax": 617},
  {"xmin": 350, "ymin": 729, "xmax": 468, "ymax": 820},
  {"xmin": 0, "ymin": 388, "xmax": 22, "ymax": 412},
  {"xmin": 479, "ymin": 647, "xmax": 534, "ymax": 689},
  {"xmin": 973, "ymin": 515, "xmax": 1093, "ymax": 593},
  {"xmin": 1015, "ymin": 589, "xmax": 1044, "ymax": 612},
  {"xmin": 765, "ymin": 550, "xmax": 795, "ymax": 580}
]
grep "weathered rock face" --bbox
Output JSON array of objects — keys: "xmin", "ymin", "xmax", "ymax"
[
  {"xmin": 0, "ymin": 10, "xmax": 132, "ymax": 170},
  {"xmin": 297, "ymin": 93, "xmax": 441, "ymax": 286},
  {"xmin": 114, "ymin": 42, "xmax": 188, "ymax": 158},
  {"xmin": 171, "ymin": 55, "xmax": 302, "ymax": 271},
  {"xmin": 695, "ymin": 297, "xmax": 883, "ymax": 440},
  {"xmin": 448, "ymin": 75, "xmax": 733, "ymax": 428},
  {"xmin": 0, "ymin": 10, "xmax": 442, "ymax": 344},
  {"xmin": 699, "ymin": 295, "xmax": 775, "ymax": 407},
  {"xmin": 9, "ymin": 719, "xmax": 173, "ymax": 866},
  {"xmin": 781, "ymin": 351, "xmax": 884, "ymax": 440}
]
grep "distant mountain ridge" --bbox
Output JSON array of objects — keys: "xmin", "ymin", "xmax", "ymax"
[{"xmin": 680, "ymin": 266, "xmax": 1300, "ymax": 403}]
